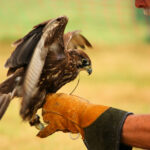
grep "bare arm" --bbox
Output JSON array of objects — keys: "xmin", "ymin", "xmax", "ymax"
[{"xmin": 122, "ymin": 114, "xmax": 150, "ymax": 149}]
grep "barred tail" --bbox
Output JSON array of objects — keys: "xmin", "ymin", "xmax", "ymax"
[{"xmin": 0, "ymin": 93, "xmax": 11, "ymax": 119}]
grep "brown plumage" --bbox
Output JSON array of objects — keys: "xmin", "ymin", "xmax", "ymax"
[{"xmin": 0, "ymin": 16, "xmax": 92, "ymax": 121}]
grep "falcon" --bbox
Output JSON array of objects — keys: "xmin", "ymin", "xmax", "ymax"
[{"xmin": 0, "ymin": 16, "xmax": 92, "ymax": 123}]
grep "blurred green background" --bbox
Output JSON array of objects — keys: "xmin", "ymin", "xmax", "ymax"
[{"xmin": 0, "ymin": 0, "xmax": 150, "ymax": 150}]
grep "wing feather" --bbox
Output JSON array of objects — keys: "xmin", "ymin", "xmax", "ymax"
[
  {"xmin": 22, "ymin": 20, "xmax": 54, "ymax": 110},
  {"xmin": 23, "ymin": 37, "xmax": 48, "ymax": 106},
  {"xmin": 5, "ymin": 20, "xmax": 49, "ymax": 69},
  {"xmin": 64, "ymin": 30, "xmax": 92, "ymax": 50}
]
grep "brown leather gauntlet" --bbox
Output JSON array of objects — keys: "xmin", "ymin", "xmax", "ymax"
[{"xmin": 37, "ymin": 93, "xmax": 109, "ymax": 139}]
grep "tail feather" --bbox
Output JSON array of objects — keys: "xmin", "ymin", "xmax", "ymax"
[
  {"xmin": 0, "ymin": 75, "xmax": 16, "ymax": 120},
  {"xmin": 0, "ymin": 67, "xmax": 24, "ymax": 119},
  {"xmin": 0, "ymin": 93, "xmax": 11, "ymax": 119}
]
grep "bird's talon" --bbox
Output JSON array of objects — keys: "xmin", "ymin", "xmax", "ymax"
[{"xmin": 35, "ymin": 123, "xmax": 45, "ymax": 130}]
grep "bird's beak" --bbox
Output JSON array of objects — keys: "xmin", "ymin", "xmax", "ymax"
[{"xmin": 86, "ymin": 66, "xmax": 92, "ymax": 75}]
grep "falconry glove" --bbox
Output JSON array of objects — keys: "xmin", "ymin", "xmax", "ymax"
[{"xmin": 37, "ymin": 93, "xmax": 132, "ymax": 150}]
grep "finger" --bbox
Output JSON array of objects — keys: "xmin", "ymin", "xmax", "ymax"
[{"xmin": 37, "ymin": 124, "xmax": 56, "ymax": 138}]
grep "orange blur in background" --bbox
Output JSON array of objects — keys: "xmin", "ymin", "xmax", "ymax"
[{"xmin": 135, "ymin": 0, "xmax": 150, "ymax": 8}]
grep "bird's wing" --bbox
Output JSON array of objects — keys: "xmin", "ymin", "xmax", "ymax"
[
  {"xmin": 22, "ymin": 29, "xmax": 49, "ymax": 109},
  {"xmin": 22, "ymin": 19, "xmax": 65, "ymax": 114},
  {"xmin": 5, "ymin": 20, "xmax": 50, "ymax": 70},
  {"xmin": 64, "ymin": 30, "xmax": 92, "ymax": 50}
]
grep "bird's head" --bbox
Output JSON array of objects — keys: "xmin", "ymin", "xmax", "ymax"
[
  {"xmin": 73, "ymin": 50, "xmax": 92, "ymax": 75},
  {"xmin": 43, "ymin": 16, "xmax": 68, "ymax": 46}
]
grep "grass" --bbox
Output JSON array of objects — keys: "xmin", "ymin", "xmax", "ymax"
[{"xmin": 0, "ymin": 42, "xmax": 150, "ymax": 150}]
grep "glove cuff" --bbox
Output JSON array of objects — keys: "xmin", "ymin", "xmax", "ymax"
[{"xmin": 83, "ymin": 107, "xmax": 133, "ymax": 150}]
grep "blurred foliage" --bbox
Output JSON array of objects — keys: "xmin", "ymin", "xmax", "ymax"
[
  {"xmin": 135, "ymin": 9, "xmax": 147, "ymax": 23},
  {"xmin": 0, "ymin": 0, "xmax": 149, "ymax": 44}
]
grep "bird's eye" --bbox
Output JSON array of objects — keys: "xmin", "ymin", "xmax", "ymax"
[{"xmin": 82, "ymin": 59, "xmax": 88, "ymax": 65}]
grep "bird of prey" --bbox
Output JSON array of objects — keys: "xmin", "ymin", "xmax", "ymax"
[{"xmin": 0, "ymin": 16, "xmax": 92, "ymax": 123}]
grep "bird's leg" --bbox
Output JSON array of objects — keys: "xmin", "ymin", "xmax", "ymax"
[
  {"xmin": 28, "ymin": 91, "xmax": 46, "ymax": 130},
  {"xmin": 29, "ymin": 114, "xmax": 45, "ymax": 130}
]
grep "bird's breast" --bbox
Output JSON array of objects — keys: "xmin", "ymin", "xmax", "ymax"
[{"xmin": 39, "ymin": 58, "xmax": 78, "ymax": 93}]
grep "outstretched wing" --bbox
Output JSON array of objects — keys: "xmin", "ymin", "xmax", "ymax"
[
  {"xmin": 64, "ymin": 30, "xmax": 92, "ymax": 50},
  {"xmin": 5, "ymin": 20, "xmax": 50, "ymax": 74},
  {"xmin": 21, "ymin": 17, "xmax": 68, "ymax": 118},
  {"xmin": 22, "ymin": 21, "xmax": 53, "ymax": 112}
]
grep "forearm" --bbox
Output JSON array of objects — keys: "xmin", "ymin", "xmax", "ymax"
[{"xmin": 122, "ymin": 114, "xmax": 150, "ymax": 149}]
